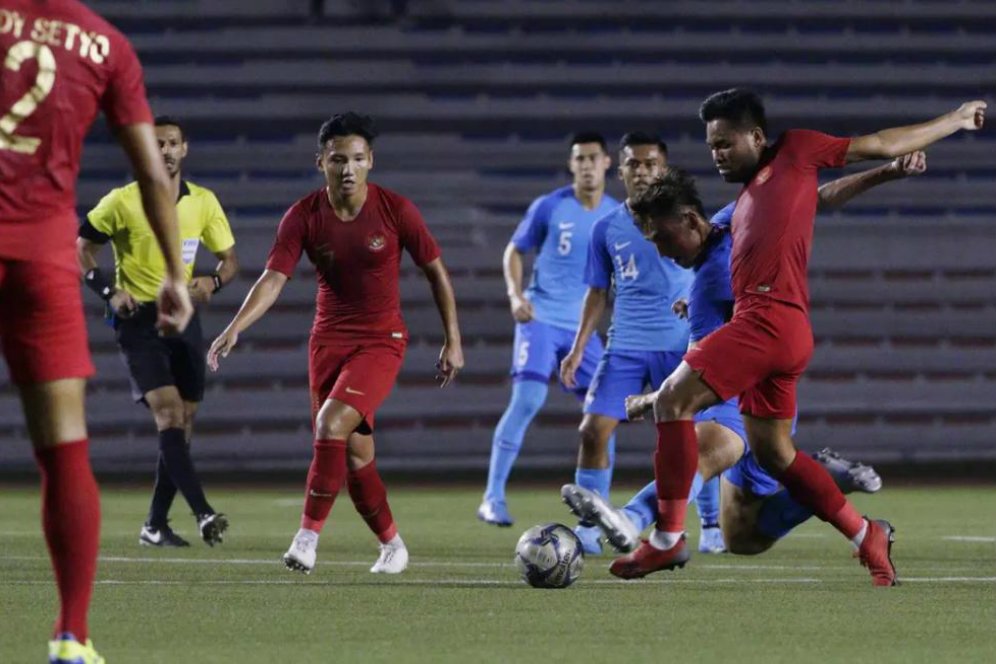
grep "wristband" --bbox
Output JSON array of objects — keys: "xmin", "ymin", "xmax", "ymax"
[
  {"xmin": 84, "ymin": 268, "xmax": 116, "ymax": 302},
  {"xmin": 211, "ymin": 273, "xmax": 223, "ymax": 293}
]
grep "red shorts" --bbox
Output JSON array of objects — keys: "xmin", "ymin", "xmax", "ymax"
[
  {"xmin": 309, "ymin": 336, "xmax": 407, "ymax": 434},
  {"xmin": 684, "ymin": 301, "xmax": 813, "ymax": 420},
  {"xmin": 0, "ymin": 259, "xmax": 94, "ymax": 385}
]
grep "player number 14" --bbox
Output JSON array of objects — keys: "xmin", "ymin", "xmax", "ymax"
[
  {"xmin": 0, "ymin": 41, "xmax": 57, "ymax": 155},
  {"xmin": 615, "ymin": 253, "xmax": 639, "ymax": 281}
]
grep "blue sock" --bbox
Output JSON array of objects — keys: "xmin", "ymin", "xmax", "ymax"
[
  {"xmin": 756, "ymin": 489, "xmax": 814, "ymax": 540},
  {"xmin": 484, "ymin": 379, "xmax": 548, "ymax": 503},
  {"xmin": 622, "ymin": 472, "xmax": 707, "ymax": 533},
  {"xmin": 695, "ymin": 476, "xmax": 721, "ymax": 527},
  {"xmin": 575, "ymin": 467, "xmax": 612, "ymax": 503},
  {"xmin": 622, "ymin": 481, "xmax": 657, "ymax": 532}
]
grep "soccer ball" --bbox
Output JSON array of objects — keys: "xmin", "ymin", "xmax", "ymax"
[{"xmin": 514, "ymin": 522, "xmax": 584, "ymax": 589}]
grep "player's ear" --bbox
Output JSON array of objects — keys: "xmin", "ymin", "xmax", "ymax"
[
  {"xmin": 180, "ymin": 140, "xmax": 189, "ymax": 159},
  {"xmin": 315, "ymin": 151, "xmax": 323, "ymax": 172},
  {"xmin": 750, "ymin": 127, "xmax": 766, "ymax": 150},
  {"xmin": 367, "ymin": 149, "xmax": 374, "ymax": 172}
]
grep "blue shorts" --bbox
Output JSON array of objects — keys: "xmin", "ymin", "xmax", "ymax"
[
  {"xmin": 583, "ymin": 349, "xmax": 684, "ymax": 420},
  {"xmin": 511, "ymin": 319, "xmax": 604, "ymax": 394},
  {"xmin": 720, "ymin": 402, "xmax": 799, "ymax": 497}
]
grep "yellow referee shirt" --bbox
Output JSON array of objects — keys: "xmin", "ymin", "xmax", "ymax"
[{"xmin": 86, "ymin": 180, "xmax": 235, "ymax": 302}]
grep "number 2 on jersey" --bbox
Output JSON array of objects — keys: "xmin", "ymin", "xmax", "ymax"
[{"xmin": 0, "ymin": 41, "xmax": 57, "ymax": 155}]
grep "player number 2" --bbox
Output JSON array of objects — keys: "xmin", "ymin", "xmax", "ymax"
[
  {"xmin": 0, "ymin": 41, "xmax": 57, "ymax": 155},
  {"xmin": 557, "ymin": 231, "xmax": 573, "ymax": 256}
]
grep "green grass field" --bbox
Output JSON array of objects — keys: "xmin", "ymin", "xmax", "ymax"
[{"xmin": 2, "ymin": 484, "xmax": 995, "ymax": 663}]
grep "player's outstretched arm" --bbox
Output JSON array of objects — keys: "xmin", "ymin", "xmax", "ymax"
[
  {"xmin": 503, "ymin": 242, "xmax": 534, "ymax": 322},
  {"xmin": 560, "ymin": 287, "xmax": 607, "ymax": 389},
  {"xmin": 846, "ymin": 100, "xmax": 986, "ymax": 163},
  {"xmin": 115, "ymin": 122, "xmax": 193, "ymax": 334},
  {"xmin": 422, "ymin": 258, "xmax": 464, "ymax": 387},
  {"xmin": 207, "ymin": 269, "xmax": 287, "ymax": 371},
  {"xmin": 818, "ymin": 151, "xmax": 927, "ymax": 211}
]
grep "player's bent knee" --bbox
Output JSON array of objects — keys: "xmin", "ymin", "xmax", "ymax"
[
  {"xmin": 151, "ymin": 403, "xmax": 185, "ymax": 430},
  {"xmin": 724, "ymin": 530, "xmax": 776, "ymax": 556},
  {"xmin": 652, "ymin": 381, "xmax": 692, "ymax": 422}
]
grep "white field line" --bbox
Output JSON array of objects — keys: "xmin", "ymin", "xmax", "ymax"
[
  {"xmin": 942, "ymin": 536, "xmax": 996, "ymax": 543},
  {"xmin": 5, "ymin": 576, "xmax": 996, "ymax": 587},
  {"xmin": 3, "ymin": 556, "xmax": 994, "ymax": 576}
]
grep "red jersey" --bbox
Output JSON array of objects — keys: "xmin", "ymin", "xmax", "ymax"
[
  {"xmin": 0, "ymin": 0, "xmax": 152, "ymax": 266},
  {"xmin": 730, "ymin": 129, "xmax": 851, "ymax": 313},
  {"xmin": 266, "ymin": 183, "xmax": 441, "ymax": 340}
]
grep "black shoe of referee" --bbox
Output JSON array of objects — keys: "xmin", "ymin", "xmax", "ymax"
[{"xmin": 139, "ymin": 522, "xmax": 191, "ymax": 547}]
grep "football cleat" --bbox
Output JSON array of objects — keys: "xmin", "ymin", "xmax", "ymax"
[
  {"xmin": 813, "ymin": 448, "xmax": 882, "ymax": 494},
  {"xmin": 283, "ymin": 529, "xmax": 318, "ymax": 574},
  {"xmin": 698, "ymin": 525, "xmax": 727, "ymax": 554},
  {"xmin": 139, "ymin": 522, "xmax": 190, "ymax": 548},
  {"xmin": 197, "ymin": 512, "xmax": 228, "ymax": 546},
  {"xmin": 561, "ymin": 483, "xmax": 639, "ymax": 553},
  {"xmin": 610, "ymin": 535, "xmax": 690, "ymax": 579},
  {"xmin": 573, "ymin": 524, "xmax": 604, "ymax": 556},
  {"xmin": 477, "ymin": 499, "xmax": 514, "ymax": 527},
  {"xmin": 370, "ymin": 535, "xmax": 409, "ymax": 574},
  {"xmin": 856, "ymin": 518, "xmax": 899, "ymax": 587},
  {"xmin": 48, "ymin": 633, "xmax": 104, "ymax": 664}
]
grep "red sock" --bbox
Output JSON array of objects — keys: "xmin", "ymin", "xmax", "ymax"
[
  {"xmin": 300, "ymin": 438, "xmax": 347, "ymax": 532},
  {"xmin": 654, "ymin": 421, "xmax": 699, "ymax": 533},
  {"xmin": 347, "ymin": 459, "xmax": 397, "ymax": 543},
  {"xmin": 776, "ymin": 451, "xmax": 864, "ymax": 539},
  {"xmin": 35, "ymin": 439, "xmax": 100, "ymax": 641}
]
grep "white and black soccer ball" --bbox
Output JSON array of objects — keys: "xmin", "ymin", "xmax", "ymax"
[{"xmin": 514, "ymin": 522, "xmax": 584, "ymax": 589}]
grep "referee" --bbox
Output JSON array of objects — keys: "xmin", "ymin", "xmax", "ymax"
[{"xmin": 78, "ymin": 116, "xmax": 238, "ymax": 547}]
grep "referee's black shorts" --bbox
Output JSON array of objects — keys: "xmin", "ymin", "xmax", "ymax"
[{"xmin": 114, "ymin": 304, "xmax": 206, "ymax": 403}]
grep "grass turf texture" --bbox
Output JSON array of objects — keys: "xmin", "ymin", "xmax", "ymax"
[{"xmin": 2, "ymin": 485, "xmax": 994, "ymax": 663}]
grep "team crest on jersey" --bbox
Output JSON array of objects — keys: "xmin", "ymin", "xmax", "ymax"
[
  {"xmin": 367, "ymin": 233, "xmax": 387, "ymax": 252},
  {"xmin": 755, "ymin": 166, "xmax": 773, "ymax": 185}
]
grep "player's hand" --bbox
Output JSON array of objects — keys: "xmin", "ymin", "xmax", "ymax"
[
  {"xmin": 672, "ymin": 298, "xmax": 689, "ymax": 320},
  {"xmin": 188, "ymin": 276, "xmax": 215, "ymax": 305},
  {"xmin": 559, "ymin": 350, "xmax": 582, "ymax": 389},
  {"xmin": 955, "ymin": 100, "xmax": 986, "ymax": 131},
  {"xmin": 509, "ymin": 293, "xmax": 534, "ymax": 323},
  {"xmin": 890, "ymin": 151, "xmax": 927, "ymax": 177},
  {"xmin": 436, "ymin": 340, "xmax": 464, "ymax": 387},
  {"xmin": 109, "ymin": 290, "xmax": 138, "ymax": 318},
  {"xmin": 156, "ymin": 276, "xmax": 193, "ymax": 335},
  {"xmin": 207, "ymin": 327, "xmax": 239, "ymax": 372},
  {"xmin": 625, "ymin": 392, "xmax": 654, "ymax": 421}
]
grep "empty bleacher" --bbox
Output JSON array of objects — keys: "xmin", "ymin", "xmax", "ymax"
[{"xmin": 1, "ymin": 0, "xmax": 994, "ymax": 475}]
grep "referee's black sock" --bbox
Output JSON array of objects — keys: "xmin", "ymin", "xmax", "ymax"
[
  {"xmin": 159, "ymin": 428, "xmax": 213, "ymax": 516},
  {"xmin": 147, "ymin": 452, "xmax": 178, "ymax": 529}
]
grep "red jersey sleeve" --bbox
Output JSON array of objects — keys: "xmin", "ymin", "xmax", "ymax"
[
  {"xmin": 782, "ymin": 129, "xmax": 851, "ymax": 170},
  {"xmin": 100, "ymin": 35, "xmax": 153, "ymax": 127},
  {"xmin": 266, "ymin": 203, "xmax": 307, "ymax": 278},
  {"xmin": 397, "ymin": 198, "xmax": 441, "ymax": 267}
]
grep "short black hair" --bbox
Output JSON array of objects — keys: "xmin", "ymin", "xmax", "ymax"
[
  {"xmin": 629, "ymin": 168, "xmax": 706, "ymax": 225},
  {"xmin": 318, "ymin": 112, "xmax": 378, "ymax": 150},
  {"xmin": 699, "ymin": 88, "xmax": 767, "ymax": 134},
  {"xmin": 619, "ymin": 131, "xmax": 668, "ymax": 157},
  {"xmin": 154, "ymin": 115, "xmax": 186, "ymax": 141},
  {"xmin": 569, "ymin": 131, "xmax": 608, "ymax": 153}
]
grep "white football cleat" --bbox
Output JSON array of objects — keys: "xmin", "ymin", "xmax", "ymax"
[
  {"xmin": 698, "ymin": 525, "xmax": 727, "ymax": 554},
  {"xmin": 813, "ymin": 448, "xmax": 883, "ymax": 494},
  {"xmin": 561, "ymin": 483, "xmax": 640, "ymax": 553},
  {"xmin": 283, "ymin": 528, "xmax": 318, "ymax": 574},
  {"xmin": 370, "ymin": 535, "xmax": 408, "ymax": 574}
]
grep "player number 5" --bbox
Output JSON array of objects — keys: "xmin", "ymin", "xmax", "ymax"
[
  {"xmin": 558, "ymin": 230, "xmax": 573, "ymax": 256},
  {"xmin": 0, "ymin": 41, "xmax": 57, "ymax": 155}
]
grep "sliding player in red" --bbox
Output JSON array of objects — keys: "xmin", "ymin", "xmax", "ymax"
[
  {"xmin": 612, "ymin": 89, "xmax": 985, "ymax": 585},
  {"xmin": 208, "ymin": 112, "xmax": 463, "ymax": 575},
  {"xmin": 1, "ymin": 1, "xmax": 192, "ymax": 661}
]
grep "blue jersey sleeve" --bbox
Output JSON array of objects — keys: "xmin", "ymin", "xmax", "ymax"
[
  {"xmin": 584, "ymin": 217, "xmax": 613, "ymax": 289},
  {"xmin": 710, "ymin": 201, "xmax": 736, "ymax": 228},
  {"xmin": 510, "ymin": 194, "xmax": 556, "ymax": 253},
  {"xmin": 688, "ymin": 229, "xmax": 735, "ymax": 342}
]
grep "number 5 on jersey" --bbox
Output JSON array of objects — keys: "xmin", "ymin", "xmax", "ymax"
[{"xmin": 1, "ymin": 41, "xmax": 57, "ymax": 155}]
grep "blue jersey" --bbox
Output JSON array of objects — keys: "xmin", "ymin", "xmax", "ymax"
[
  {"xmin": 689, "ymin": 202, "xmax": 736, "ymax": 341},
  {"xmin": 585, "ymin": 204, "xmax": 692, "ymax": 352},
  {"xmin": 511, "ymin": 186, "xmax": 619, "ymax": 330}
]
